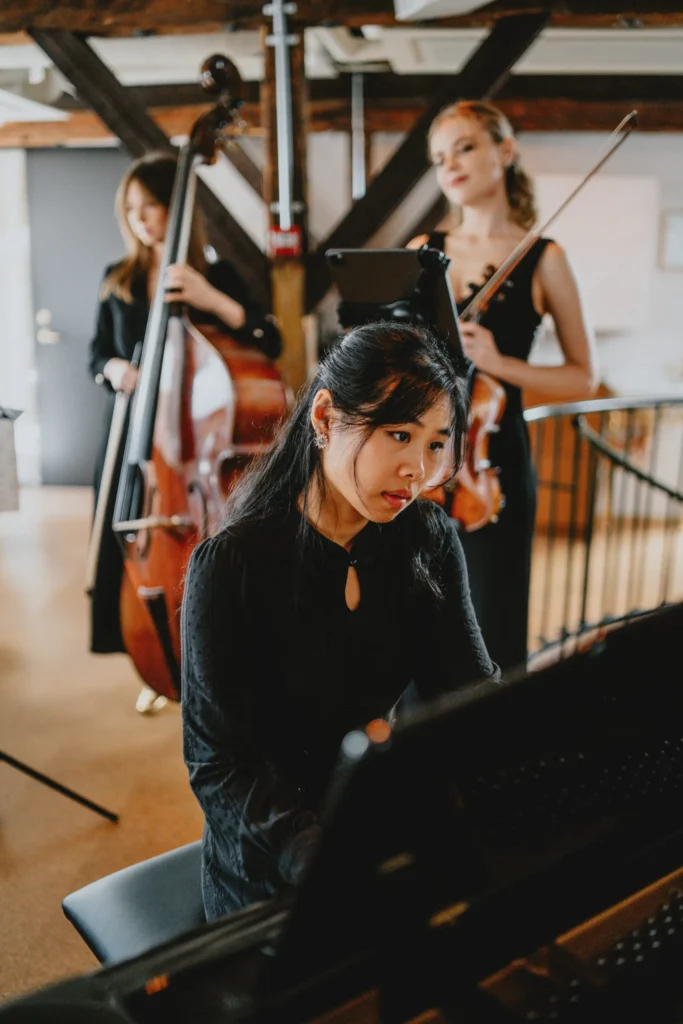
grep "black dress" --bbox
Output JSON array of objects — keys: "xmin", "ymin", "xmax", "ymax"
[
  {"xmin": 428, "ymin": 232, "xmax": 552, "ymax": 674},
  {"xmin": 87, "ymin": 259, "xmax": 282, "ymax": 654},
  {"xmin": 181, "ymin": 501, "xmax": 499, "ymax": 919}
]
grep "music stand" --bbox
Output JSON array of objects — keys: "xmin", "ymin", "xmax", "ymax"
[
  {"xmin": 1, "ymin": 410, "xmax": 118, "ymax": 823},
  {"xmin": 0, "ymin": 753, "xmax": 118, "ymax": 823},
  {"xmin": 325, "ymin": 245, "xmax": 467, "ymax": 369}
]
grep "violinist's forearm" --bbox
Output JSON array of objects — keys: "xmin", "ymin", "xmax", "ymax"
[
  {"xmin": 207, "ymin": 288, "xmax": 247, "ymax": 331},
  {"xmin": 496, "ymin": 355, "xmax": 598, "ymax": 400}
]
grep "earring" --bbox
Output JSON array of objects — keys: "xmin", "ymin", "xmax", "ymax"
[{"xmin": 314, "ymin": 432, "xmax": 329, "ymax": 450}]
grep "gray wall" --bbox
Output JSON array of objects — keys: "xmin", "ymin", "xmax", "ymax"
[{"xmin": 27, "ymin": 147, "xmax": 130, "ymax": 485}]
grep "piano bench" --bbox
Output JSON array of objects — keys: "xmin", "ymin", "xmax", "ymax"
[{"xmin": 62, "ymin": 840, "xmax": 205, "ymax": 965}]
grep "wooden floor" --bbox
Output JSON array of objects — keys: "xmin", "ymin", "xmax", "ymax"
[
  {"xmin": 0, "ymin": 487, "xmax": 203, "ymax": 1003},
  {"xmin": 0, "ymin": 488, "xmax": 680, "ymax": 1006},
  {"xmin": 528, "ymin": 519, "xmax": 683, "ymax": 656}
]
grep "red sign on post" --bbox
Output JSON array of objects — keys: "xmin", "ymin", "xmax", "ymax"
[{"xmin": 268, "ymin": 225, "xmax": 303, "ymax": 258}]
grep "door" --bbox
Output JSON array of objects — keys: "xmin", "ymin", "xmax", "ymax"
[{"xmin": 26, "ymin": 147, "xmax": 131, "ymax": 485}]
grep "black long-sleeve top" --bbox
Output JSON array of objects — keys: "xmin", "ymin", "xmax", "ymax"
[
  {"xmin": 88, "ymin": 258, "xmax": 281, "ymax": 385},
  {"xmin": 181, "ymin": 500, "xmax": 499, "ymax": 920}
]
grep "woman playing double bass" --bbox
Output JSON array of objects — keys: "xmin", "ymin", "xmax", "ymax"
[
  {"xmin": 408, "ymin": 100, "xmax": 599, "ymax": 674},
  {"xmin": 88, "ymin": 151, "xmax": 281, "ymax": 713}
]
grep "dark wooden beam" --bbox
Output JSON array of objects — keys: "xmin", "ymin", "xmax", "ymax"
[
  {"xmin": 30, "ymin": 29, "xmax": 170, "ymax": 154},
  {"xmin": 29, "ymin": 29, "xmax": 269, "ymax": 304},
  {"xmin": 500, "ymin": 74, "xmax": 683, "ymax": 103},
  {"xmin": 303, "ymin": 96, "xmax": 683, "ymax": 134},
  {"xmin": 2, "ymin": 1, "xmax": 683, "ymax": 32},
  {"xmin": 0, "ymin": 104, "xmax": 219, "ymax": 147},
  {"xmin": 312, "ymin": 73, "xmax": 683, "ymax": 105},
  {"xmin": 452, "ymin": 0, "xmax": 683, "ymax": 26},
  {"xmin": 498, "ymin": 97, "xmax": 683, "ymax": 132},
  {"xmin": 220, "ymin": 139, "xmax": 263, "ymax": 197},
  {"xmin": 397, "ymin": 195, "xmax": 449, "ymax": 249},
  {"xmin": 305, "ymin": 10, "xmax": 549, "ymax": 312},
  {"xmin": 2, "ymin": 1, "xmax": 683, "ymax": 33},
  {"xmin": 56, "ymin": 74, "xmax": 683, "ymax": 115},
  {"xmin": 55, "ymin": 81, "xmax": 264, "ymax": 195},
  {"xmin": 4, "ymin": 94, "xmax": 680, "ymax": 147}
]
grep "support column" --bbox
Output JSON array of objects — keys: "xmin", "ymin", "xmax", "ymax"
[{"xmin": 261, "ymin": 4, "xmax": 309, "ymax": 395}]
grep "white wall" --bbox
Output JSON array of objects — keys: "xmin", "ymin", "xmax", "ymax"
[
  {"xmin": 305, "ymin": 130, "xmax": 683, "ymax": 400},
  {"xmin": 0, "ymin": 149, "xmax": 40, "ymax": 484},
  {"xmin": 519, "ymin": 132, "xmax": 683, "ymax": 400}
]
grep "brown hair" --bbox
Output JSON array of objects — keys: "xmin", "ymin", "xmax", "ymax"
[
  {"xmin": 428, "ymin": 100, "xmax": 537, "ymax": 231},
  {"xmin": 102, "ymin": 151, "xmax": 208, "ymax": 303}
]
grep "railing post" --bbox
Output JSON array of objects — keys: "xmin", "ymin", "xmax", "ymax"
[{"xmin": 526, "ymin": 396, "xmax": 683, "ymax": 662}]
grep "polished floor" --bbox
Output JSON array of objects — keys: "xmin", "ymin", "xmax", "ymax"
[
  {"xmin": 0, "ymin": 487, "xmax": 680, "ymax": 1005},
  {"xmin": 0, "ymin": 487, "xmax": 203, "ymax": 1002}
]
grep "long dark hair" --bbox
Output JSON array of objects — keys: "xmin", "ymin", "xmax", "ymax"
[
  {"xmin": 223, "ymin": 321, "xmax": 469, "ymax": 598},
  {"xmin": 102, "ymin": 152, "xmax": 208, "ymax": 303}
]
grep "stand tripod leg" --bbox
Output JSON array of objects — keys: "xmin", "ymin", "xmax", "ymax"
[{"xmin": 1, "ymin": 751, "xmax": 119, "ymax": 823}]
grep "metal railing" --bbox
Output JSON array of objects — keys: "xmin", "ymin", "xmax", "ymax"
[{"xmin": 525, "ymin": 396, "xmax": 683, "ymax": 661}]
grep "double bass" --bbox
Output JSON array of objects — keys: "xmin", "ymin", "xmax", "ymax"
[
  {"xmin": 112, "ymin": 56, "xmax": 288, "ymax": 702},
  {"xmin": 442, "ymin": 111, "xmax": 638, "ymax": 532}
]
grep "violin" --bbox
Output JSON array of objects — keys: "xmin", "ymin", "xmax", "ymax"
[
  {"xmin": 111, "ymin": 56, "xmax": 288, "ymax": 701},
  {"xmin": 448, "ymin": 367, "xmax": 507, "ymax": 532},
  {"xmin": 439, "ymin": 111, "xmax": 638, "ymax": 533}
]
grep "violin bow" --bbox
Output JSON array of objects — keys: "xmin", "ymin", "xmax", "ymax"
[{"xmin": 459, "ymin": 110, "xmax": 638, "ymax": 323}]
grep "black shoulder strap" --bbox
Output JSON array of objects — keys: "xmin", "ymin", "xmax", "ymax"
[{"xmin": 515, "ymin": 237, "xmax": 552, "ymax": 280}]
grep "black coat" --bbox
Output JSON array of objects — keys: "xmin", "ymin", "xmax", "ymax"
[{"xmin": 88, "ymin": 259, "xmax": 282, "ymax": 654}]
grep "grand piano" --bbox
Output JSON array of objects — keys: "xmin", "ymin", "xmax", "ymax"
[{"xmin": 3, "ymin": 602, "xmax": 683, "ymax": 1024}]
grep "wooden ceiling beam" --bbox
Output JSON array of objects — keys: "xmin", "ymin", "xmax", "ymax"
[
  {"xmin": 0, "ymin": 104, "xmax": 214, "ymax": 147},
  {"xmin": 500, "ymin": 74, "xmax": 683, "ymax": 103},
  {"xmin": 498, "ymin": 97, "xmax": 683, "ymax": 132},
  {"xmin": 220, "ymin": 139, "xmax": 263, "ymax": 197},
  {"xmin": 304, "ymin": 10, "xmax": 549, "ymax": 311},
  {"xmin": 55, "ymin": 75, "xmax": 683, "ymax": 115},
  {"xmin": 304, "ymin": 98, "xmax": 683, "ymax": 132},
  {"xmin": 2, "ymin": 95, "xmax": 682, "ymax": 149},
  {"xmin": 309, "ymin": 73, "xmax": 683, "ymax": 105},
  {"xmin": 2, "ymin": 2, "xmax": 683, "ymax": 33},
  {"xmin": 29, "ymin": 29, "xmax": 269, "ymax": 302},
  {"xmin": 396, "ymin": 195, "xmax": 449, "ymax": 249}
]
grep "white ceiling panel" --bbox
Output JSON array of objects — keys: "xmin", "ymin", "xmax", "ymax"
[
  {"xmin": 0, "ymin": 26, "xmax": 679, "ymax": 100},
  {"xmin": 0, "ymin": 88, "xmax": 68, "ymax": 124},
  {"xmin": 356, "ymin": 27, "xmax": 683, "ymax": 75},
  {"xmin": 393, "ymin": 0, "xmax": 489, "ymax": 18},
  {"xmin": 91, "ymin": 32, "xmax": 265, "ymax": 84},
  {"xmin": 515, "ymin": 29, "xmax": 683, "ymax": 74}
]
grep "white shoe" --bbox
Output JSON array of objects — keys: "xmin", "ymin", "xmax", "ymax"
[{"xmin": 135, "ymin": 685, "xmax": 168, "ymax": 715}]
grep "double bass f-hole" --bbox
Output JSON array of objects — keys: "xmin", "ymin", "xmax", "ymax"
[{"xmin": 188, "ymin": 481, "xmax": 209, "ymax": 542}]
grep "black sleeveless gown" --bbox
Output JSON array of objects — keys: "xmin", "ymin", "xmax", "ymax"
[{"xmin": 428, "ymin": 232, "xmax": 552, "ymax": 673}]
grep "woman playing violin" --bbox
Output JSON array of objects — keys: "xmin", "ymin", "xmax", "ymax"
[
  {"xmin": 88, "ymin": 151, "xmax": 281, "ymax": 712},
  {"xmin": 181, "ymin": 321, "xmax": 499, "ymax": 919},
  {"xmin": 408, "ymin": 100, "xmax": 599, "ymax": 674}
]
